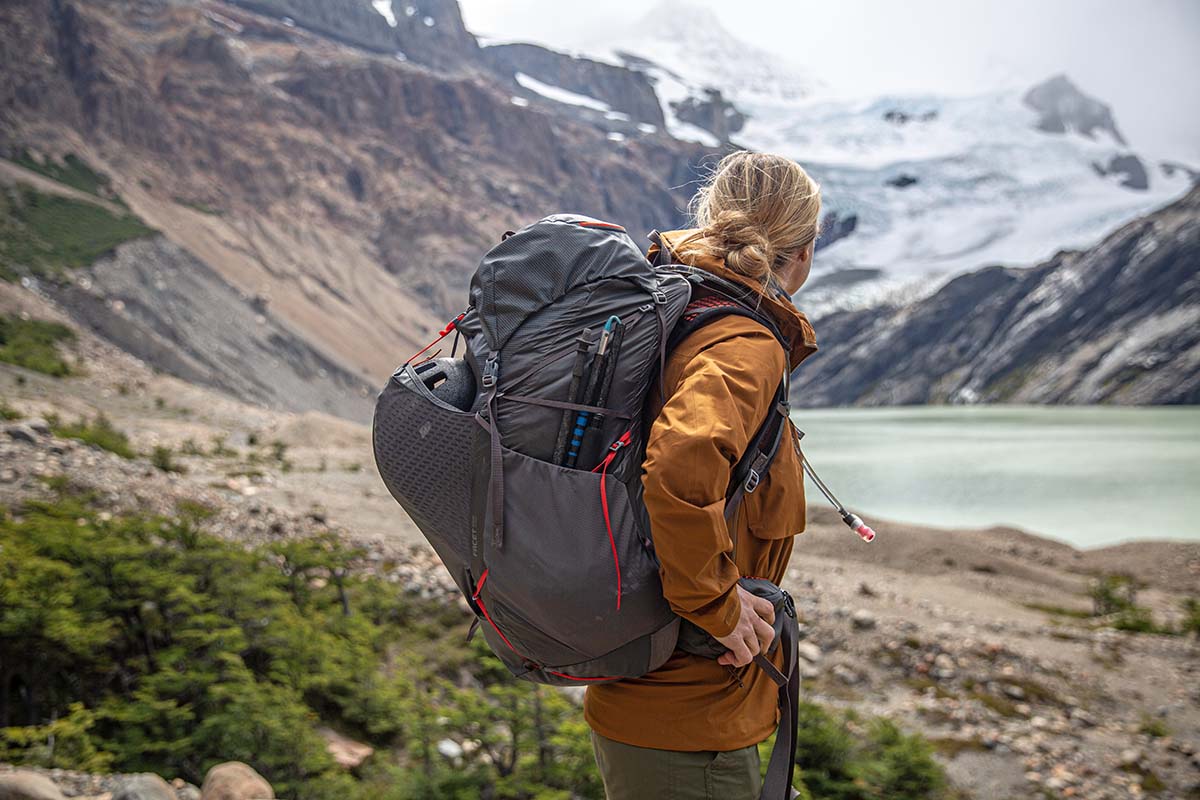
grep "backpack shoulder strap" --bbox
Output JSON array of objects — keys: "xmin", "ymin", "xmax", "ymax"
[{"xmin": 658, "ymin": 268, "xmax": 793, "ymax": 530}]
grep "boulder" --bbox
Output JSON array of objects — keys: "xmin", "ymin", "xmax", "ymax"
[
  {"xmin": 113, "ymin": 774, "xmax": 177, "ymax": 800},
  {"xmin": 0, "ymin": 772, "xmax": 66, "ymax": 800},
  {"xmin": 797, "ymin": 642, "xmax": 822, "ymax": 663},
  {"xmin": 4, "ymin": 424, "xmax": 39, "ymax": 444},
  {"xmin": 850, "ymin": 609, "xmax": 876, "ymax": 630},
  {"xmin": 199, "ymin": 763, "xmax": 273, "ymax": 800}
]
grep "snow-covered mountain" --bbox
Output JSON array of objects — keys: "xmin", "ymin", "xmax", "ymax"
[{"xmin": 484, "ymin": 1, "xmax": 1196, "ymax": 314}]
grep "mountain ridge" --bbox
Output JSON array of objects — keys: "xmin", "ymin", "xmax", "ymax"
[{"xmin": 792, "ymin": 186, "xmax": 1200, "ymax": 406}]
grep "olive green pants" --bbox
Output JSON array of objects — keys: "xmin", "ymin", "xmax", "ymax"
[{"xmin": 591, "ymin": 730, "xmax": 762, "ymax": 800}]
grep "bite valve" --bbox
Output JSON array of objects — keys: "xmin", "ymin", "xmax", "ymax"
[{"xmin": 843, "ymin": 513, "xmax": 876, "ymax": 543}]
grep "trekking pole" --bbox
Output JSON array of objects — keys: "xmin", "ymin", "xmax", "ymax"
[
  {"xmin": 553, "ymin": 329, "xmax": 592, "ymax": 465},
  {"xmin": 800, "ymin": 455, "xmax": 876, "ymax": 543},
  {"xmin": 566, "ymin": 317, "xmax": 617, "ymax": 468},
  {"xmin": 581, "ymin": 317, "xmax": 624, "ymax": 462}
]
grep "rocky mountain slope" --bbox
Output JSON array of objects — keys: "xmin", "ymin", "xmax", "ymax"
[
  {"xmin": 793, "ymin": 186, "xmax": 1200, "ymax": 406},
  {"xmin": 0, "ymin": 0, "xmax": 711, "ymax": 421}
]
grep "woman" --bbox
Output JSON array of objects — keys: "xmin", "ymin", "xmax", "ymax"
[{"xmin": 584, "ymin": 150, "xmax": 821, "ymax": 799}]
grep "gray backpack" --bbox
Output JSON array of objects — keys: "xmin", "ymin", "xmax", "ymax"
[{"xmin": 373, "ymin": 214, "xmax": 800, "ymax": 797}]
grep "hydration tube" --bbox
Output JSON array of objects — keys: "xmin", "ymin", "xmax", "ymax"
[{"xmin": 800, "ymin": 455, "xmax": 876, "ymax": 543}]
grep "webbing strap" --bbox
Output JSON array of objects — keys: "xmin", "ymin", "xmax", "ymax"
[
  {"xmin": 501, "ymin": 392, "xmax": 634, "ymax": 419},
  {"xmin": 756, "ymin": 611, "xmax": 800, "ymax": 800},
  {"xmin": 478, "ymin": 352, "xmax": 505, "ymax": 550}
]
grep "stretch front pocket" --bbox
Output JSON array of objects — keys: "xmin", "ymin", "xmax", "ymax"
[{"xmin": 481, "ymin": 442, "xmax": 673, "ymax": 661}]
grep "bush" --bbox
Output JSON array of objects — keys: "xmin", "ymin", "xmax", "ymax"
[
  {"xmin": 1182, "ymin": 598, "xmax": 1200, "ymax": 638},
  {"xmin": 0, "ymin": 314, "xmax": 76, "ymax": 376},
  {"xmin": 13, "ymin": 152, "xmax": 116, "ymax": 199},
  {"xmin": 1, "ymin": 490, "xmax": 952, "ymax": 800},
  {"xmin": 0, "ymin": 184, "xmax": 153, "ymax": 281},
  {"xmin": 792, "ymin": 702, "xmax": 949, "ymax": 799},
  {"xmin": 1090, "ymin": 574, "xmax": 1137, "ymax": 616},
  {"xmin": 49, "ymin": 413, "xmax": 135, "ymax": 459},
  {"xmin": 150, "ymin": 445, "xmax": 186, "ymax": 474},
  {"xmin": 0, "ymin": 492, "xmax": 606, "ymax": 799}
]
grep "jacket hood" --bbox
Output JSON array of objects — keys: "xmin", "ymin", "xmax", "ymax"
[{"xmin": 650, "ymin": 229, "xmax": 818, "ymax": 370}]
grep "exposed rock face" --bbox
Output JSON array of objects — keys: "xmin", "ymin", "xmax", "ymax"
[
  {"xmin": 0, "ymin": 0, "xmax": 712, "ymax": 418},
  {"xmin": 482, "ymin": 42, "xmax": 665, "ymax": 128},
  {"xmin": 886, "ymin": 173, "xmax": 919, "ymax": 189},
  {"xmin": 199, "ymin": 763, "xmax": 273, "ymax": 800},
  {"xmin": 227, "ymin": 0, "xmax": 479, "ymax": 71},
  {"xmin": 1160, "ymin": 160, "xmax": 1200, "ymax": 185},
  {"xmin": 793, "ymin": 186, "xmax": 1200, "ymax": 406},
  {"xmin": 1023, "ymin": 74, "xmax": 1127, "ymax": 145},
  {"xmin": 47, "ymin": 237, "xmax": 375, "ymax": 420},
  {"xmin": 816, "ymin": 211, "xmax": 857, "ymax": 252},
  {"xmin": 670, "ymin": 87, "xmax": 745, "ymax": 142},
  {"xmin": 1093, "ymin": 154, "xmax": 1149, "ymax": 191}
]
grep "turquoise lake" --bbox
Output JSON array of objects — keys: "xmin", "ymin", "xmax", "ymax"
[{"xmin": 790, "ymin": 406, "xmax": 1200, "ymax": 549}]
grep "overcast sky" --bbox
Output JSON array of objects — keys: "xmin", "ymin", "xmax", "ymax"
[{"xmin": 458, "ymin": 0, "xmax": 1200, "ymax": 160}]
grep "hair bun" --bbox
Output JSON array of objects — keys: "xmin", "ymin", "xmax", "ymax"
[
  {"xmin": 704, "ymin": 209, "xmax": 774, "ymax": 281},
  {"xmin": 687, "ymin": 150, "xmax": 822, "ymax": 285}
]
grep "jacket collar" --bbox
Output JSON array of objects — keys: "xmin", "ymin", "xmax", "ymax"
[{"xmin": 651, "ymin": 229, "xmax": 818, "ymax": 370}]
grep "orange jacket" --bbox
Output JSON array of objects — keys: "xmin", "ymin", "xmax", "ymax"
[{"xmin": 585, "ymin": 229, "xmax": 818, "ymax": 751}]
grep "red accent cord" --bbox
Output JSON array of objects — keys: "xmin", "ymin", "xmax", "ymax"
[
  {"xmin": 592, "ymin": 430, "xmax": 632, "ymax": 610},
  {"xmin": 576, "ymin": 220, "xmax": 626, "ymax": 231},
  {"xmin": 405, "ymin": 312, "xmax": 466, "ymax": 365},
  {"xmin": 473, "ymin": 570, "xmax": 519, "ymax": 654},
  {"xmin": 472, "ymin": 568, "xmax": 619, "ymax": 682}
]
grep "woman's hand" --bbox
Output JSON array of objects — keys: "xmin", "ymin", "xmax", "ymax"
[{"xmin": 715, "ymin": 585, "xmax": 776, "ymax": 667}]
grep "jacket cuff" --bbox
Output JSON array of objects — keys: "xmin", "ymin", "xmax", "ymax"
[{"xmin": 681, "ymin": 583, "xmax": 742, "ymax": 639}]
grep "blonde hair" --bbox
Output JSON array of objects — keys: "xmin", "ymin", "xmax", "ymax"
[{"xmin": 685, "ymin": 150, "xmax": 821, "ymax": 285}]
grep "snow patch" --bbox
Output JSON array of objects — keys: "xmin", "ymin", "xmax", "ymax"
[
  {"xmin": 422, "ymin": 16, "xmax": 434, "ymax": 27},
  {"xmin": 606, "ymin": 132, "xmax": 626, "ymax": 142},
  {"xmin": 372, "ymin": 0, "xmax": 397, "ymax": 27},
  {"xmin": 510, "ymin": 96, "xmax": 529, "ymax": 107},
  {"xmin": 514, "ymin": 72, "xmax": 611, "ymax": 112}
]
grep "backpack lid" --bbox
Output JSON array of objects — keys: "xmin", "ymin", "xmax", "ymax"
[{"xmin": 470, "ymin": 214, "xmax": 659, "ymax": 352}]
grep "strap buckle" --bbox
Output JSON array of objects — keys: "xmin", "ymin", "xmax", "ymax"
[
  {"xmin": 744, "ymin": 468, "xmax": 761, "ymax": 494},
  {"xmin": 481, "ymin": 356, "xmax": 499, "ymax": 388},
  {"xmin": 652, "ymin": 288, "xmax": 668, "ymax": 304}
]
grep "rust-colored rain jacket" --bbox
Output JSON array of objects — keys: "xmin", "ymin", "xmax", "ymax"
[{"xmin": 585, "ymin": 229, "xmax": 818, "ymax": 751}]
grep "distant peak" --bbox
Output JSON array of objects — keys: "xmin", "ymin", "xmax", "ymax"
[
  {"xmin": 635, "ymin": 0, "xmax": 726, "ymax": 33},
  {"xmin": 1023, "ymin": 73, "xmax": 1127, "ymax": 146}
]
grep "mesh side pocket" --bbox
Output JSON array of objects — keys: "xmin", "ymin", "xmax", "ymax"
[{"xmin": 372, "ymin": 366, "xmax": 476, "ymax": 567}]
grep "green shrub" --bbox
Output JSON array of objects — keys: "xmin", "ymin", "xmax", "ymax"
[
  {"xmin": 150, "ymin": 445, "xmax": 185, "ymax": 474},
  {"xmin": 0, "ymin": 398, "xmax": 19, "ymax": 420},
  {"xmin": 0, "ymin": 703, "xmax": 114, "ymax": 771},
  {"xmin": 1090, "ymin": 574, "xmax": 1137, "ymax": 616},
  {"xmin": 792, "ymin": 701, "xmax": 950, "ymax": 799},
  {"xmin": 49, "ymin": 413, "xmax": 135, "ymax": 458},
  {"xmin": 0, "ymin": 314, "xmax": 76, "ymax": 376},
  {"xmin": 1, "ymin": 490, "xmax": 952, "ymax": 800},
  {"xmin": 1182, "ymin": 598, "xmax": 1200, "ymax": 638},
  {"xmin": 12, "ymin": 152, "xmax": 115, "ymax": 199},
  {"xmin": 1138, "ymin": 715, "xmax": 1169, "ymax": 738},
  {"xmin": 0, "ymin": 184, "xmax": 153, "ymax": 281}
]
